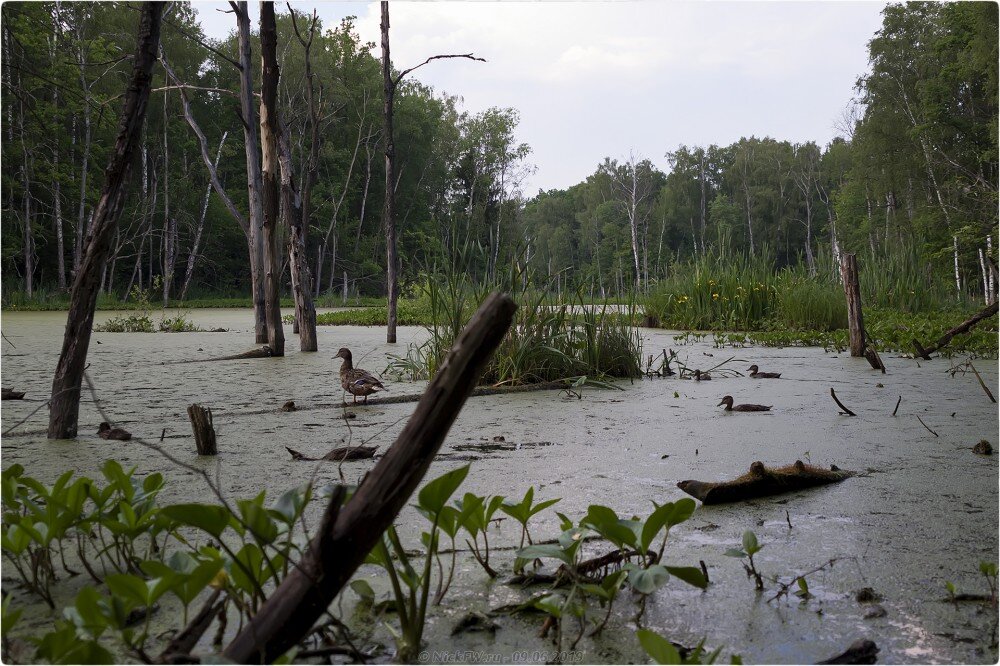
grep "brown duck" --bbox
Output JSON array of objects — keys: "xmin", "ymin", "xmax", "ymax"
[
  {"xmin": 747, "ymin": 364, "xmax": 781, "ymax": 379},
  {"xmin": 693, "ymin": 369, "xmax": 711, "ymax": 381},
  {"xmin": 718, "ymin": 395, "xmax": 772, "ymax": 412},
  {"xmin": 98, "ymin": 422, "xmax": 132, "ymax": 441},
  {"xmin": 334, "ymin": 347, "xmax": 385, "ymax": 403}
]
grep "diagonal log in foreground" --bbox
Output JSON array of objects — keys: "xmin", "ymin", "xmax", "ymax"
[{"xmin": 223, "ymin": 292, "xmax": 516, "ymax": 664}]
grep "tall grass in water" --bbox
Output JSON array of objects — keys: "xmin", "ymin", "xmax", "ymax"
[
  {"xmin": 645, "ymin": 250, "xmax": 848, "ymax": 331},
  {"xmin": 858, "ymin": 244, "xmax": 957, "ymax": 313},
  {"xmin": 387, "ymin": 268, "xmax": 641, "ymax": 385}
]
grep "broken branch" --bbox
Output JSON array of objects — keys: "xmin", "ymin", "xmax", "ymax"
[{"xmin": 830, "ymin": 388, "xmax": 856, "ymax": 416}]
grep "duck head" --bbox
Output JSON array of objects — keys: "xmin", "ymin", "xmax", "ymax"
[
  {"xmin": 334, "ymin": 347, "xmax": 352, "ymax": 361},
  {"xmin": 717, "ymin": 396, "xmax": 734, "ymax": 408},
  {"xmin": 98, "ymin": 422, "xmax": 111, "ymax": 433},
  {"xmin": 747, "ymin": 365, "xmax": 759, "ymax": 373}
]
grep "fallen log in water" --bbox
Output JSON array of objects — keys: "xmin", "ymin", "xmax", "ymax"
[
  {"xmin": 1, "ymin": 388, "xmax": 25, "ymax": 400},
  {"xmin": 337, "ymin": 380, "xmax": 568, "ymax": 408},
  {"xmin": 164, "ymin": 346, "xmax": 273, "ymax": 364},
  {"xmin": 285, "ymin": 445, "xmax": 377, "ymax": 462},
  {"xmin": 913, "ymin": 300, "xmax": 998, "ymax": 359},
  {"xmin": 677, "ymin": 460, "xmax": 855, "ymax": 505}
]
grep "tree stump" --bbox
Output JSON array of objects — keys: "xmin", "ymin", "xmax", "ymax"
[
  {"xmin": 187, "ymin": 404, "xmax": 217, "ymax": 455},
  {"xmin": 840, "ymin": 253, "xmax": 866, "ymax": 357}
]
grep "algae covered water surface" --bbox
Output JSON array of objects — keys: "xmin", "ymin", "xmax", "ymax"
[{"xmin": 2, "ymin": 309, "xmax": 997, "ymax": 663}]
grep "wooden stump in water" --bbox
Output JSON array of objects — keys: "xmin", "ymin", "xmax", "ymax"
[
  {"xmin": 840, "ymin": 253, "xmax": 866, "ymax": 358},
  {"xmin": 187, "ymin": 404, "xmax": 217, "ymax": 455}
]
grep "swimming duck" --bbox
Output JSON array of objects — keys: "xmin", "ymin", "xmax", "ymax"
[
  {"xmin": 334, "ymin": 347, "xmax": 385, "ymax": 404},
  {"xmin": 717, "ymin": 395, "xmax": 772, "ymax": 412},
  {"xmin": 747, "ymin": 365, "xmax": 781, "ymax": 379},
  {"xmin": 98, "ymin": 422, "xmax": 132, "ymax": 441},
  {"xmin": 694, "ymin": 369, "xmax": 712, "ymax": 381}
]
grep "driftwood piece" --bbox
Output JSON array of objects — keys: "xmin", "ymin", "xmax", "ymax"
[
  {"xmin": 677, "ymin": 460, "xmax": 855, "ymax": 505},
  {"xmin": 187, "ymin": 404, "xmax": 217, "ymax": 455},
  {"xmin": 830, "ymin": 388, "xmax": 856, "ymax": 416},
  {"xmin": 285, "ymin": 446, "xmax": 376, "ymax": 462},
  {"xmin": 1, "ymin": 388, "xmax": 25, "ymax": 400},
  {"xmin": 913, "ymin": 300, "xmax": 998, "ymax": 359},
  {"xmin": 817, "ymin": 638, "xmax": 879, "ymax": 664},
  {"xmin": 863, "ymin": 346, "xmax": 886, "ymax": 374},
  {"xmin": 968, "ymin": 362, "xmax": 997, "ymax": 403},
  {"xmin": 222, "ymin": 292, "xmax": 516, "ymax": 663}
]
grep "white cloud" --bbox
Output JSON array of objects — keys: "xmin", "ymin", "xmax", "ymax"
[{"xmin": 193, "ymin": 0, "xmax": 888, "ymax": 192}]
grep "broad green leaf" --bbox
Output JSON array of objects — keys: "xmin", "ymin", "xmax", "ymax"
[
  {"xmin": 418, "ymin": 465, "xmax": 470, "ymax": 514},
  {"xmin": 517, "ymin": 543, "xmax": 572, "ymax": 565},
  {"xmin": 161, "ymin": 503, "xmax": 231, "ymax": 538},
  {"xmin": 742, "ymin": 531, "xmax": 761, "ymax": 555},
  {"xmin": 350, "ymin": 579, "xmax": 375, "ymax": 602},
  {"xmin": 665, "ymin": 565, "xmax": 708, "ymax": 589},
  {"xmin": 625, "ymin": 563, "xmax": 670, "ymax": 594},
  {"xmin": 636, "ymin": 628, "xmax": 682, "ymax": 665},
  {"xmin": 105, "ymin": 574, "xmax": 149, "ymax": 605}
]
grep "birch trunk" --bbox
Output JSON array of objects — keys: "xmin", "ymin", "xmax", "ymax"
[{"xmin": 180, "ymin": 131, "xmax": 228, "ymax": 300}]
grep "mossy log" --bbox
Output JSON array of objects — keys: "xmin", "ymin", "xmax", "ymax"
[
  {"xmin": 913, "ymin": 300, "xmax": 999, "ymax": 359},
  {"xmin": 285, "ymin": 445, "xmax": 377, "ymax": 462},
  {"xmin": 677, "ymin": 460, "xmax": 855, "ymax": 505}
]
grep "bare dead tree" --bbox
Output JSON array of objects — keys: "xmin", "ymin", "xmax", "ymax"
[
  {"xmin": 380, "ymin": 0, "xmax": 485, "ymax": 343},
  {"xmin": 258, "ymin": 0, "xmax": 284, "ymax": 355},
  {"xmin": 48, "ymin": 1, "xmax": 164, "ymax": 439}
]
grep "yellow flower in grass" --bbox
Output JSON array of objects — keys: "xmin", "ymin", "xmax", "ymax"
[{"xmin": 712, "ymin": 293, "xmax": 719, "ymax": 300}]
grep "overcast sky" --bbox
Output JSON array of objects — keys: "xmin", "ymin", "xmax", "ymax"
[{"xmin": 193, "ymin": 1, "xmax": 888, "ymax": 196}]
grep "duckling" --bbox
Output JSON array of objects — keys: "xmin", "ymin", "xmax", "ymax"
[
  {"xmin": 334, "ymin": 347, "xmax": 385, "ymax": 404},
  {"xmin": 717, "ymin": 395, "xmax": 772, "ymax": 412},
  {"xmin": 747, "ymin": 364, "xmax": 781, "ymax": 379},
  {"xmin": 98, "ymin": 422, "xmax": 132, "ymax": 441}
]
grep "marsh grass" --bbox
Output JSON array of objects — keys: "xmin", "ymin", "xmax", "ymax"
[
  {"xmin": 385, "ymin": 268, "xmax": 642, "ymax": 386},
  {"xmin": 645, "ymin": 244, "xmax": 972, "ymax": 333}
]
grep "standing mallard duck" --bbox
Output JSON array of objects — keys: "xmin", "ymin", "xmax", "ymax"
[
  {"xmin": 718, "ymin": 395, "xmax": 772, "ymax": 412},
  {"xmin": 747, "ymin": 364, "xmax": 781, "ymax": 379},
  {"xmin": 334, "ymin": 347, "xmax": 385, "ymax": 404}
]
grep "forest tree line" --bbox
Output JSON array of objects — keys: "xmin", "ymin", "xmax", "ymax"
[{"xmin": 2, "ymin": 1, "xmax": 996, "ymax": 304}]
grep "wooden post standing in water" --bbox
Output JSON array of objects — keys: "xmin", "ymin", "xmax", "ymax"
[
  {"xmin": 840, "ymin": 253, "xmax": 866, "ymax": 357},
  {"xmin": 187, "ymin": 404, "xmax": 217, "ymax": 455}
]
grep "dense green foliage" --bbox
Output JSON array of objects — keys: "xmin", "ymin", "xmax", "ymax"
[
  {"xmin": 3, "ymin": 461, "xmax": 713, "ymax": 663},
  {"xmin": 2, "ymin": 2, "xmax": 995, "ymax": 310}
]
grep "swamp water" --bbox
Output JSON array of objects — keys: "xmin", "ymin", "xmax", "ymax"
[{"xmin": 2, "ymin": 308, "xmax": 998, "ymax": 663}]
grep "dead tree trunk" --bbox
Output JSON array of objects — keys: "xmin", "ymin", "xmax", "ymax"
[
  {"xmin": 48, "ymin": 2, "xmax": 164, "ymax": 439},
  {"xmin": 278, "ymin": 127, "xmax": 316, "ymax": 351},
  {"xmin": 187, "ymin": 404, "xmax": 217, "ymax": 455},
  {"xmin": 233, "ymin": 1, "xmax": 267, "ymax": 344},
  {"xmin": 840, "ymin": 253, "xmax": 866, "ymax": 357},
  {"xmin": 180, "ymin": 131, "xmax": 228, "ymax": 300},
  {"xmin": 286, "ymin": 7, "xmax": 319, "ymax": 351},
  {"xmin": 258, "ymin": 1, "xmax": 284, "ymax": 356},
  {"xmin": 378, "ymin": 3, "xmax": 484, "ymax": 343},
  {"xmin": 222, "ymin": 293, "xmax": 516, "ymax": 663},
  {"xmin": 380, "ymin": 1, "xmax": 399, "ymax": 344}
]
